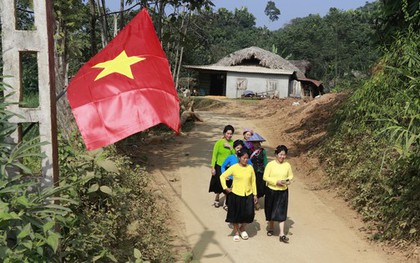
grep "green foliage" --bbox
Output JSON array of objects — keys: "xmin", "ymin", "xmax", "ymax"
[
  {"xmin": 331, "ymin": 76, "xmax": 368, "ymax": 93},
  {"xmin": 184, "ymin": 7, "xmax": 273, "ymax": 66},
  {"xmin": 264, "ymin": 1, "xmax": 281, "ymax": 22},
  {"xmin": 57, "ymin": 136, "xmax": 174, "ymax": 262},
  {"xmin": 53, "ymin": 0, "xmax": 91, "ymax": 76},
  {"xmin": 20, "ymin": 92, "xmax": 39, "ymax": 109},
  {"xmin": 0, "ymin": 172, "xmax": 74, "ymax": 262},
  {"xmin": 19, "ymin": 52, "xmax": 39, "ymax": 108},
  {"xmin": 379, "ymin": 0, "xmax": 420, "ymax": 44},
  {"xmin": 0, "ymin": 83, "xmax": 17, "ymax": 149},
  {"xmin": 0, "ymin": 82, "xmax": 74, "ymax": 262},
  {"xmin": 15, "ymin": 0, "xmax": 35, "ymax": 30},
  {"xmin": 319, "ymin": 29, "xmax": 419, "ymax": 241},
  {"xmin": 20, "ymin": 123, "xmax": 42, "ymax": 176},
  {"xmin": 274, "ymin": 4, "xmax": 380, "ymax": 87}
]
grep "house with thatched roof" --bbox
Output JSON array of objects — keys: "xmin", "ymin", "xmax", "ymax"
[{"xmin": 184, "ymin": 46, "xmax": 322, "ymax": 98}]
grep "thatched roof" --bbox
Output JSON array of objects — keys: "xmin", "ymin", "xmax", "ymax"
[
  {"xmin": 289, "ymin": 60, "xmax": 311, "ymax": 74},
  {"xmin": 214, "ymin": 46, "xmax": 305, "ymax": 77}
]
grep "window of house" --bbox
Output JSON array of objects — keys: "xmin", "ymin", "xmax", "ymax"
[
  {"xmin": 267, "ymin": 79, "xmax": 278, "ymax": 91},
  {"xmin": 236, "ymin": 78, "xmax": 247, "ymax": 90}
]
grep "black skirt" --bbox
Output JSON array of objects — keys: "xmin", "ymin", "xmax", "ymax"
[
  {"xmin": 255, "ymin": 172, "xmax": 265, "ymax": 198},
  {"xmin": 225, "ymin": 193, "xmax": 255, "ymax": 224},
  {"xmin": 264, "ymin": 187, "xmax": 288, "ymax": 222},
  {"xmin": 208, "ymin": 165, "xmax": 223, "ymax": 194}
]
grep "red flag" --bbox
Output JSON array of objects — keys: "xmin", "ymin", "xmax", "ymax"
[{"xmin": 67, "ymin": 9, "xmax": 180, "ymax": 150}]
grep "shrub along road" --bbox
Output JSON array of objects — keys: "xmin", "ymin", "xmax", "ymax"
[{"xmin": 146, "ymin": 95, "xmax": 406, "ymax": 262}]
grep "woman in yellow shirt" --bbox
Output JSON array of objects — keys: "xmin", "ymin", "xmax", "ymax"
[
  {"xmin": 263, "ymin": 145, "xmax": 294, "ymax": 243},
  {"xmin": 220, "ymin": 150, "xmax": 257, "ymax": 242}
]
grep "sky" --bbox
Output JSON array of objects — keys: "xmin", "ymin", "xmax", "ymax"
[
  {"xmin": 209, "ymin": 0, "xmax": 375, "ymax": 30},
  {"xmin": 108, "ymin": 0, "xmax": 375, "ymax": 30}
]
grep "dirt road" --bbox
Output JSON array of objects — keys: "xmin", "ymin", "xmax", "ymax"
[{"xmin": 147, "ymin": 102, "xmax": 403, "ymax": 262}]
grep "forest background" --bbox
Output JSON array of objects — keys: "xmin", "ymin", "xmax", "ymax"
[{"xmin": 0, "ymin": 0, "xmax": 418, "ymax": 262}]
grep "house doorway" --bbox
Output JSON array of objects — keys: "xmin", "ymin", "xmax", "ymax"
[{"xmin": 209, "ymin": 74, "xmax": 225, "ymax": 96}]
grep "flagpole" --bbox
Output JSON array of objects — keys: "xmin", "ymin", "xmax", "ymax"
[{"xmin": 46, "ymin": 0, "xmax": 60, "ymax": 186}]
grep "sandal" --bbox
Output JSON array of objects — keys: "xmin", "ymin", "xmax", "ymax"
[
  {"xmin": 240, "ymin": 231, "xmax": 249, "ymax": 240},
  {"xmin": 223, "ymin": 204, "xmax": 228, "ymax": 211},
  {"xmin": 280, "ymin": 235, "xmax": 289, "ymax": 243},
  {"xmin": 267, "ymin": 230, "xmax": 274, "ymax": 236},
  {"xmin": 233, "ymin": 234, "xmax": 240, "ymax": 242},
  {"xmin": 214, "ymin": 200, "xmax": 220, "ymax": 208}
]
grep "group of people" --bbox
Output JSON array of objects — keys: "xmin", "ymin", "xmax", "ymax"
[{"xmin": 209, "ymin": 125, "xmax": 294, "ymax": 243}]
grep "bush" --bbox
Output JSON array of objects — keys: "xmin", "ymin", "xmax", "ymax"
[
  {"xmin": 57, "ymin": 140, "xmax": 174, "ymax": 262},
  {"xmin": 1, "ymin": 81, "xmax": 74, "ymax": 262},
  {"xmin": 318, "ymin": 29, "xmax": 419, "ymax": 241}
]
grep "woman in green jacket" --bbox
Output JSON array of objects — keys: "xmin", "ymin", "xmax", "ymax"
[{"xmin": 209, "ymin": 125, "xmax": 235, "ymax": 207}]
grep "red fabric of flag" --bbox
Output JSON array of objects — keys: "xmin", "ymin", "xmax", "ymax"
[{"xmin": 67, "ymin": 8, "xmax": 180, "ymax": 150}]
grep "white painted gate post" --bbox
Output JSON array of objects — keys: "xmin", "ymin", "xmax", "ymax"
[{"xmin": 0, "ymin": 0, "xmax": 59, "ymax": 186}]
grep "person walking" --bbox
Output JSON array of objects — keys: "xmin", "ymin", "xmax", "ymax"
[
  {"xmin": 209, "ymin": 125, "xmax": 235, "ymax": 208},
  {"xmin": 220, "ymin": 149, "xmax": 257, "ymax": 241},
  {"xmin": 248, "ymin": 132, "xmax": 268, "ymax": 210},
  {"xmin": 221, "ymin": 140, "xmax": 253, "ymax": 210},
  {"xmin": 242, "ymin": 128, "xmax": 254, "ymax": 150},
  {"xmin": 263, "ymin": 145, "xmax": 294, "ymax": 243}
]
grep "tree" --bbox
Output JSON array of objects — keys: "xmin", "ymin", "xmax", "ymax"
[
  {"xmin": 378, "ymin": 0, "xmax": 420, "ymax": 45},
  {"xmin": 272, "ymin": 3, "xmax": 380, "ymax": 88},
  {"xmin": 264, "ymin": 1, "xmax": 281, "ymax": 22},
  {"xmin": 53, "ymin": 0, "xmax": 90, "ymax": 139},
  {"xmin": 183, "ymin": 6, "xmax": 262, "ymax": 66}
]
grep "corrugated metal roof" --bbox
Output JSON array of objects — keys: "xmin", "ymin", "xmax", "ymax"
[
  {"xmin": 296, "ymin": 77, "xmax": 323, "ymax": 87},
  {"xmin": 184, "ymin": 65, "xmax": 293, "ymax": 75}
]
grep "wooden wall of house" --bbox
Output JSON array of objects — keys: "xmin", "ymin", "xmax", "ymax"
[{"xmin": 289, "ymin": 80, "xmax": 302, "ymax": 98}]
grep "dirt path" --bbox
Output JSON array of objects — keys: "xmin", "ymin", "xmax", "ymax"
[{"xmin": 146, "ymin": 98, "xmax": 407, "ymax": 262}]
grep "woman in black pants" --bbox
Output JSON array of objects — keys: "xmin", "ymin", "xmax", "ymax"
[{"xmin": 263, "ymin": 145, "xmax": 294, "ymax": 243}]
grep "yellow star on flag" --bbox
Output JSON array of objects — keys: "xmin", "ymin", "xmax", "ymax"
[{"xmin": 93, "ymin": 50, "xmax": 145, "ymax": 81}]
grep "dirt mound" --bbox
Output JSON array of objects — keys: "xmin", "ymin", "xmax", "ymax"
[
  {"xmin": 262, "ymin": 93, "xmax": 348, "ymax": 150},
  {"xmin": 210, "ymin": 93, "xmax": 348, "ymax": 153}
]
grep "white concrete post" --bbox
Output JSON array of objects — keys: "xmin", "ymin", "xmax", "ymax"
[{"xmin": 1, "ymin": 0, "xmax": 59, "ymax": 186}]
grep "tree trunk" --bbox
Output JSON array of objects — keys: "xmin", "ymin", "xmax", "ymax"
[
  {"xmin": 89, "ymin": 0, "xmax": 97, "ymax": 55},
  {"xmin": 157, "ymin": 0, "xmax": 165, "ymax": 40},
  {"xmin": 174, "ymin": 8, "xmax": 191, "ymax": 90},
  {"xmin": 180, "ymin": 100, "xmax": 203, "ymax": 126},
  {"xmin": 54, "ymin": 18, "xmax": 78, "ymax": 142},
  {"xmin": 113, "ymin": 14, "xmax": 118, "ymax": 37},
  {"xmin": 171, "ymin": 6, "xmax": 182, "ymax": 79},
  {"xmin": 100, "ymin": 0, "xmax": 109, "ymax": 40},
  {"xmin": 119, "ymin": 0, "xmax": 124, "ymax": 31},
  {"xmin": 96, "ymin": 0, "xmax": 108, "ymax": 47}
]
